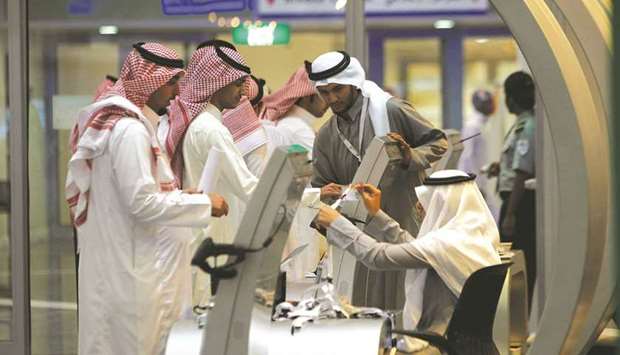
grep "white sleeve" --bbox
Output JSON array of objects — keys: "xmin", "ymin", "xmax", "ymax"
[
  {"xmin": 211, "ymin": 129, "xmax": 259, "ymax": 202},
  {"xmin": 327, "ymin": 216, "xmax": 429, "ymax": 270},
  {"xmin": 111, "ymin": 121, "xmax": 213, "ymax": 227}
]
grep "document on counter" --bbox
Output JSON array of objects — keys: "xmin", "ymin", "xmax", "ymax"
[{"xmin": 198, "ymin": 148, "xmax": 223, "ymax": 193}]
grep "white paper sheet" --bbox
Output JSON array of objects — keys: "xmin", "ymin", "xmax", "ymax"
[{"xmin": 198, "ymin": 148, "xmax": 223, "ymax": 193}]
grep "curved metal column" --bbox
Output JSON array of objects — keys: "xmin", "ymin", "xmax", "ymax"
[
  {"xmin": 543, "ymin": 2, "xmax": 614, "ymax": 353},
  {"xmin": 488, "ymin": 1, "xmax": 609, "ymax": 354}
]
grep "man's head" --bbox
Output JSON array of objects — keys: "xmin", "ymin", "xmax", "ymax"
[
  {"xmin": 109, "ymin": 42, "xmax": 185, "ymax": 110},
  {"xmin": 504, "ymin": 71, "xmax": 535, "ymax": 114},
  {"xmin": 210, "ymin": 75, "xmax": 247, "ymax": 111},
  {"xmin": 414, "ymin": 170, "xmax": 498, "ymax": 242},
  {"xmin": 146, "ymin": 73, "xmax": 183, "ymax": 114},
  {"xmin": 316, "ymin": 83, "xmax": 359, "ymax": 114},
  {"xmin": 259, "ymin": 66, "xmax": 321, "ymax": 121},
  {"xmin": 296, "ymin": 93, "xmax": 329, "ymax": 118},
  {"xmin": 307, "ymin": 51, "xmax": 366, "ymax": 115},
  {"xmin": 472, "ymin": 89, "xmax": 495, "ymax": 117},
  {"xmin": 178, "ymin": 43, "xmax": 251, "ymax": 113}
]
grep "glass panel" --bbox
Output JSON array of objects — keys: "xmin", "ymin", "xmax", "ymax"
[
  {"xmin": 0, "ymin": 0, "xmax": 10, "ymax": 342},
  {"xmin": 462, "ymin": 36, "xmax": 519, "ymax": 217},
  {"xmin": 28, "ymin": 37, "xmax": 122, "ymax": 355},
  {"xmin": 384, "ymin": 38, "xmax": 442, "ymax": 128}
]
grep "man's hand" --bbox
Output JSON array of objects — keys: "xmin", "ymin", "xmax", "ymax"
[
  {"xmin": 486, "ymin": 162, "xmax": 500, "ymax": 178},
  {"xmin": 501, "ymin": 213, "xmax": 516, "ymax": 237},
  {"xmin": 320, "ymin": 183, "xmax": 343, "ymax": 200},
  {"xmin": 388, "ymin": 132, "xmax": 412, "ymax": 169},
  {"xmin": 207, "ymin": 193, "xmax": 229, "ymax": 217},
  {"xmin": 316, "ymin": 204, "xmax": 342, "ymax": 228},
  {"xmin": 354, "ymin": 183, "xmax": 382, "ymax": 216}
]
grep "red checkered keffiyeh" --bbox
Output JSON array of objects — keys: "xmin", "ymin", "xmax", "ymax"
[
  {"xmin": 259, "ymin": 66, "xmax": 316, "ymax": 121},
  {"xmin": 222, "ymin": 96, "xmax": 268, "ymax": 156},
  {"xmin": 166, "ymin": 45, "xmax": 250, "ymax": 185},
  {"xmin": 66, "ymin": 42, "xmax": 184, "ymax": 227},
  {"xmin": 93, "ymin": 75, "xmax": 118, "ymax": 101}
]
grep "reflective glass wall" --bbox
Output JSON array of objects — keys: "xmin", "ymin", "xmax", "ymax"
[
  {"xmin": 384, "ymin": 38, "xmax": 441, "ymax": 128},
  {"xmin": 0, "ymin": 1, "xmax": 10, "ymax": 343}
]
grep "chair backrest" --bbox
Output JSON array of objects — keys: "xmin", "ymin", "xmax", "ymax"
[{"xmin": 446, "ymin": 263, "xmax": 511, "ymax": 342}]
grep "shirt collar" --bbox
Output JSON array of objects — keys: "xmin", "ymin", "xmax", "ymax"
[
  {"xmin": 204, "ymin": 103, "xmax": 222, "ymax": 121},
  {"xmin": 340, "ymin": 93, "xmax": 364, "ymax": 122},
  {"xmin": 288, "ymin": 105, "xmax": 316, "ymax": 126},
  {"xmin": 142, "ymin": 105, "xmax": 161, "ymax": 129}
]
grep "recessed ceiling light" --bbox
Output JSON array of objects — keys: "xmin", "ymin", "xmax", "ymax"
[
  {"xmin": 434, "ymin": 19, "xmax": 455, "ymax": 30},
  {"xmin": 98, "ymin": 25, "xmax": 118, "ymax": 35}
]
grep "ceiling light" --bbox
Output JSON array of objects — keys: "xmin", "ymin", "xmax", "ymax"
[
  {"xmin": 208, "ymin": 12, "xmax": 217, "ymax": 23},
  {"xmin": 231, "ymin": 17, "xmax": 241, "ymax": 28},
  {"xmin": 433, "ymin": 19, "xmax": 455, "ymax": 30},
  {"xmin": 98, "ymin": 25, "xmax": 118, "ymax": 35}
]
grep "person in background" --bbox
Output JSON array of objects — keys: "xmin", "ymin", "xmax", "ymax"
[
  {"xmin": 458, "ymin": 89, "xmax": 495, "ymax": 198},
  {"xmin": 258, "ymin": 66, "xmax": 331, "ymax": 280},
  {"xmin": 259, "ymin": 66, "xmax": 328, "ymax": 153},
  {"xmin": 92, "ymin": 74, "xmax": 118, "ymax": 101},
  {"xmin": 487, "ymin": 71, "xmax": 536, "ymax": 305}
]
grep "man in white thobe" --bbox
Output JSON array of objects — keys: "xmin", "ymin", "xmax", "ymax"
[
  {"xmin": 166, "ymin": 43, "xmax": 259, "ymax": 302},
  {"xmin": 458, "ymin": 89, "xmax": 495, "ymax": 197},
  {"xmin": 65, "ymin": 42, "xmax": 228, "ymax": 355},
  {"xmin": 258, "ymin": 66, "xmax": 330, "ymax": 280},
  {"xmin": 316, "ymin": 170, "xmax": 501, "ymax": 354},
  {"xmin": 259, "ymin": 66, "xmax": 328, "ymax": 153}
]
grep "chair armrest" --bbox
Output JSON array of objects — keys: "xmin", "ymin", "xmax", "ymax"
[{"xmin": 391, "ymin": 329, "xmax": 458, "ymax": 355}]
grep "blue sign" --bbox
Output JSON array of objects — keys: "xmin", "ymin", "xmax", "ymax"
[
  {"xmin": 254, "ymin": 0, "xmax": 489, "ymax": 18},
  {"xmin": 161, "ymin": 0, "xmax": 247, "ymax": 15},
  {"xmin": 68, "ymin": 0, "xmax": 93, "ymax": 15}
]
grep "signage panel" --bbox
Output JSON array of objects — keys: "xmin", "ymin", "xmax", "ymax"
[
  {"xmin": 256, "ymin": 0, "xmax": 489, "ymax": 17},
  {"xmin": 162, "ymin": 0, "xmax": 246, "ymax": 15}
]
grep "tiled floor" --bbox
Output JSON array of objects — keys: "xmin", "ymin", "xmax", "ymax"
[{"xmin": 1, "ymin": 226, "xmax": 78, "ymax": 355}]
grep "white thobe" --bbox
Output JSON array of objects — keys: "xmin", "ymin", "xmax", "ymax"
[
  {"xmin": 157, "ymin": 112, "xmax": 170, "ymax": 149},
  {"xmin": 274, "ymin": 105, "xmax": 316, "ymax": 155},
  {"xmin": 182, "ymin": 103, "xmax": 259, "ymax": 300},
  {"xmin": 77, "ymin": 116, "xmax": 214, "ymax": 355},
  {"xmin": 458, "ymin": 112, "xmax": 490, "ymax": 195},
  {"xmin": 274, "ymin": 105, "xmax": 321, "ymax": 280}
]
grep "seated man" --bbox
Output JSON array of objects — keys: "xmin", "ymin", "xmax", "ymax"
[{"xmin": 316, "ymin": 170, "xmax": 501, "ymax": 354}]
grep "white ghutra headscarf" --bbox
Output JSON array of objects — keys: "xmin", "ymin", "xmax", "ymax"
[{"xmin": 307, "ymin": 51, "xmax": 392, "ymax": 136}]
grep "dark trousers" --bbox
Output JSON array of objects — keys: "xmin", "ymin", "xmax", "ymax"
[{"xmin": 499, "ymin": 190, "xmax": 536, "ymax": 307}]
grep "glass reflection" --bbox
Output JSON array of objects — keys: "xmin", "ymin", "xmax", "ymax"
[{"xmin": 0, "ymin": 20, "xmax": 10, "ymax": 342}]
